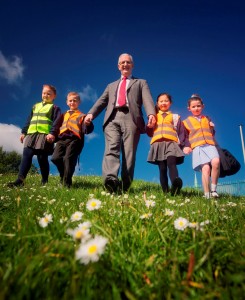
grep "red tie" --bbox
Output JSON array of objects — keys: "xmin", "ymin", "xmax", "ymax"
[{"xmin": 118, "ymin": 76, "xmax": 127, "ymax": 107}]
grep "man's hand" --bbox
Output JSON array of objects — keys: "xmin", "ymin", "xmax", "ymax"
[{"xmin": 84, "ymin": 114, "xmax": 93, "ymax": 125}]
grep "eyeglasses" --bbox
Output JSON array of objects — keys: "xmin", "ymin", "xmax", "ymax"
[{"xmin": 119, "ymin": 60, "xmax": 133, "ymax": 65}]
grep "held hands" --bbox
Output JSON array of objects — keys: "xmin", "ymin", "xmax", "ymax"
[
  {"xmin": 147, "ymin": 115, "xmax": 156, "ymax": 128},
  {"xmin": 20, "ymin": 134, "xmax": 25, "ymax": 143},
  {"xmin": 183, "ymin": 147, "xmax": 192, "ymax": 155},
  {"xmin": 84, "ymin": 114, "xmax": 93, "ymax": 125},
  {"xmin": 46, "ymin": 134, "xmax": 55, "ymax": 143}
]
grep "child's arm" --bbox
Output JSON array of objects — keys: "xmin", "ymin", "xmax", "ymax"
[
  {"xmin": 176, "ymin": 119, "xmax": 191, "ymax": 149},
  {"xmin": 145, "ymin": 125, "xmax": 155, "ymax": 137},
  {"xmin": 81, "ymin": 120, "xmax": 94, "ymax": 135},
  {"xmin": 20, "ymin": 109, "xmax": 34, "ymax": 143},
  {"xmin": 180, "ymin": 121, "xmax": 192, "ymax": 154},
  {"xmin": 46, "ymin": 106, "xmax": 62, "ymax": 143}
]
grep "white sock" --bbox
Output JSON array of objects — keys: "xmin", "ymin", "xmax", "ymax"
[
  {"xmin": 211, "ymin": 184, "xmax": 217, "ymax": 192},
  {"xmin": 205, "ymin": 192, "xmax": 210, "ymax": 198}
]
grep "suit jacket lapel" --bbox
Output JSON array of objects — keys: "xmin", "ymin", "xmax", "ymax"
[{"xmin": 127, "ymin": 77, "xmax": 137, "ymax": 90}]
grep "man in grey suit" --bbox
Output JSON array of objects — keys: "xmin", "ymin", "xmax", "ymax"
[{"xmin": 84, "ymin": 53, "xmax": 156, "ymax": 192}]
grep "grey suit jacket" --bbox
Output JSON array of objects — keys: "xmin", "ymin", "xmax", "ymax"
[{"xmin": 88, "ymin": 77, "xmax": 155, "ymax": 134}]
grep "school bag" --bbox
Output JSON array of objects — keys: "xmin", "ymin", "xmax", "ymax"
[{"xmin": 216, "ymin": 145, "xmax": 241, "ymax": 178}]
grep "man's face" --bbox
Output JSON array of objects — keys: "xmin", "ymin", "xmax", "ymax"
[{"xmin": 118, "ymin": 54, "xmax": 134, "ymax": 77}]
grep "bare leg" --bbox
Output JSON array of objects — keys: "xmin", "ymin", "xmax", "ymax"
[
  {"xmin": 210, "ymin": 157, "xmax": 220, "ymax": 185},
  {"xmin": 201, "ymin": 163, "xmax": 211, "ymax": 194}
]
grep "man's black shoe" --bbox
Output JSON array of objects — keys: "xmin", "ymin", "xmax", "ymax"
[{"xmin": 104, "ymin": 178, "xmax": 120, "ymax": 193}]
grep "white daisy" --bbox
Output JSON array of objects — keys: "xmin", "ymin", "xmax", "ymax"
[
  {"xmin": 75, "ymin": 235, "xmax": 108, "ymax": 265},
  {"xmin": 145, "ymin": 200, "xmax": 156, "ymax": 208},
  {"xmin": 86, "ymin": 199, "xmax": 102, "ymax": 211},
  {"xmin": 78, "ymin": 221, "xmax": 92, "ymax": 230},
  {"xmin": 67, "ymin": 226, "xmax": 91, "ymax": 241},
  {"xmin": 38, "ymin": 213, "xmax": 53, "ymax": 228},
  {"xmin": 188, "ymin": 222, "xmax": 199, "ymax": 229},
  {"xmin": 164, "ymin": 208, "xmax": 174, "ymax": 216},
  {"xmin": 174, "ymin": 217, "xmax": 189, "ymax": 231},
  {"xmin": 140, "ymin": 213, "xmax": 153, "ymax": 219},
  {"xmin": 70, "ymin": 211, "xmax": 83, "ymax": 222}
]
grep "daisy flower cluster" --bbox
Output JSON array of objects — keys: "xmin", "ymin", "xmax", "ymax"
[
  {"xmin": 174, "ymin": 217, "xmax": 211, "ymax": 231},
  {"xmin": 37, "ymin": 197, "xmax": 108, "ymax": 265}
]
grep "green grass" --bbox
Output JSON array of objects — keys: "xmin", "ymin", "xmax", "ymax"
[{"xmin": 0, "ymin": 174, "xmax": 244, "ymax": 300}]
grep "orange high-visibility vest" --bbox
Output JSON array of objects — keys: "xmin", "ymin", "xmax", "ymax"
[
  {"xmin": 59, "ymin": 110, "xmax": 85, "ymax": 139},
  {"xmin": 150, "ymin": 112, "xmax": 179, "ymax": 145},
  {"xmin": 183, "ymin": 116, "xmax": 215, "ymax": 149}
]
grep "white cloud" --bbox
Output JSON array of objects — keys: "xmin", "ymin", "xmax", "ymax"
[
  {"xmin": 0, "ymin": 124, "xmax": 24, "ymax": 154},
  {"xmin": 0, "ymin": 50, "xmax": 25, "ymax": 84},
  {"xmin": 86, "ymin": 132, "xmax": 99, "ymax": 142},
  {"xmin": 79, "ymin": 85, "xmax": 98, "ymax": 103}
]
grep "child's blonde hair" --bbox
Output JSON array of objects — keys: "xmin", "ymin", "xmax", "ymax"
[{"xmin": 67, "ymin": 92, "xmax": 81, "ymax": 102}]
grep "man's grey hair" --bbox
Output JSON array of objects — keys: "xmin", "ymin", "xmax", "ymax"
[{"xmin": 118, "ymin": 53, "xmax": 134, "ymax": 64}]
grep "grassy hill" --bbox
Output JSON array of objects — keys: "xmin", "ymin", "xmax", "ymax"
[{"xmin": 0, "ymin": 174, "xmax": 244, "ymax": 299}]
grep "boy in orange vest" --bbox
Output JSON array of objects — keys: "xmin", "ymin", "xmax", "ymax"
[{"xmin": 51, "ymin": 92, "xmax": 94, "ymax": 188}]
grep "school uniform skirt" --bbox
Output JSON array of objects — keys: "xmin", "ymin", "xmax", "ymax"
[
  {"xmin": 147, "ymin": 141, "xmax": 184, "ymax": 165},
  {"xmin": 24, "ymin": 133, "xmax": 54, "ymax": 155},
  {"xmin": 192, "ymin": 144, "xmax": 219, "ymax": 171}
]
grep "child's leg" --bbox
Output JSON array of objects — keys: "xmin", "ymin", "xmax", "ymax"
[
  {"xmin": 63, "ymin": 139, "xmax": 83, "ymax": 187},
  {"xmin": 210, "ymin": 157, "xmax": 220, "ymax": 186},
  {"xmin": 51, "ymin": 141, "xmax": 66, "ymax": 181},
  {"xmin": 210, "ymin": 157, "xmax": 220, "ymax": 196},
  {"xmin": 201, "ymin": 163, "xmax": 211, "ymax": 194},
  {"xmin": 167, "ymin": 156, "xmax": 183, "ymax": 195},
  {"xmin": 158, "ymin": 161, "xmax": 168, "ymax": 192},
  {"xmin": 19, "ymin": 147, "xmax": 35, "ymax": 179},
  {"xmin": 37, "ymin": 153, "xmax": 49, "ymax": 184},
  {"xmin": 167, "ymin": 156, "xmax": 178, "ymax": 183}
]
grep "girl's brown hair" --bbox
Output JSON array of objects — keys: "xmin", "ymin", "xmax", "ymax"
[{"xmin": 187, "ymin": 94, "xmax": 203, "ymax": 107}]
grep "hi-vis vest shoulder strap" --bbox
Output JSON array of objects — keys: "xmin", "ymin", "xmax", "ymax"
[
  {"xmin": 27, "ymin": 102, "xmax": 53, "ymax": 134},
  {"xmin": 59, "ymin": 110, "xmax": 85, "ymax": 139},
  {"xmin": 183, "ymin": 116, "xmax": 215, "ymax": 149},
  {"xmin": 150, "ymin": 112, "xmax": 179, "ymax": 145}
]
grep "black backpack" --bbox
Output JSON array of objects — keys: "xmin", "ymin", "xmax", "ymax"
[{"xmin": 216, "ymin": 146, "xmax": 241, "ymax": 178}]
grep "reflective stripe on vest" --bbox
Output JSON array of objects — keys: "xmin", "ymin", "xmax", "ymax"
[
  {"xmin": 27, "ymin": 102, "xmax": 53, "ymax": 134},
  {"xmin": 150, "ymin": 112, "xmax": 178, "ymax": 145},
  {"xmin": 183, "ymin": 116, "xmax": 215, "ymax": 149},
  {"xmin": 59, "ymin": 111, "xmax": 85, "ymax": 139}
]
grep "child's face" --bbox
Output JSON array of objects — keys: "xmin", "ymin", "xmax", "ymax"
[
  {"xmin": 157, "ymin": 94, "xmax": 171, "ymax": 112},
  {"xmin": 188, "ymin": 100, "xmax": 204, "ymax": 116},
  {"xmin": 42, "ymin": 86, "xmax": 56, "ymax": 103},
  {"xmin": 67, "ymin": 95, "xmax": 80, "ymax": 110}
]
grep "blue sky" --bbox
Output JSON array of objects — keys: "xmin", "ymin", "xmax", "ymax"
[{"xmin": 0, "ymin": 0, "xmax": 244, "ymax": 187}]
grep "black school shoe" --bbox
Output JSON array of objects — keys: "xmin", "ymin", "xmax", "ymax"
[
  {"xmin": 171, "ymin": 177, "xmax": 183, "ymax": 196},
  {"xmin": 104, "ymin": 178, "xmax": 120, "ymax": 194},
  {"xmin": 8, "ymin": 178, "xmax": 24, "ymax": 187}
]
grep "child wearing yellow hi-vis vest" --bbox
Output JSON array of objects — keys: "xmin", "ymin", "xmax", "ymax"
[{"xmin": 9, "ymin": 84, "xmax": 61, "ymax": 187}]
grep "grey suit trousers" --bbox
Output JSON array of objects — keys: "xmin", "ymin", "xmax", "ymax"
[{"xmin": 103, "ymin": 108, "xmax": 140, "ymax": 189}]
